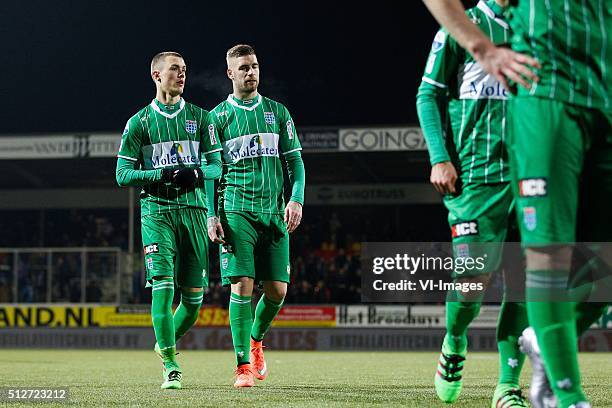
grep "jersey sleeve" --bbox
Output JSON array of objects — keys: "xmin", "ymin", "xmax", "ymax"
[
  {"xmin": 420, "ymin": 28, "xmax": 461, "ymax": 90},
  {"xmin": 117, "ymin": 115, "xmax": 143, "ymax": 162},
  {"xmin": 197, "ymin": 107, "xmax": 223, "ymax": 155},
  {"xmin": 276, "ymin": 103, "xmax": 302, "ymax": 155}
]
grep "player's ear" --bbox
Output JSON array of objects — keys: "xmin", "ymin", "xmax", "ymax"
[
  {"xmin": 151, "ymin": 70, "xmax": 161, "ymax": 83},
  {"xmin": 227, "ymin": 68, "xmax": 234, "ymax": 80}
]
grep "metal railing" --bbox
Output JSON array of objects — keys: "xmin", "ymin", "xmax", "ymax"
[{"xmin": 0, "ymin": 247, "xmax": 121, "ymax": 304}]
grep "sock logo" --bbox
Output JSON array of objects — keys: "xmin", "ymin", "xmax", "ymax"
[
  {"xmin": 237, "ymin": 351, "xmax": 245, "ymax": 358},
  {"xmin": 556, "ymin": 378, "xmax": 572, "ymax": 390},
  {"xmin": 507, "ymin": 358, "xmax": 519, "ymax": 368},
  {"xmin": 144, "ymin": 243, "xmax": 159, "ymax": 255},
  {"xmin": 519, "ymin": 178, "xmax": 547, "ymax": 197},
  {"xmin": 451, "ymin": 221, "xmax": 479, "ymax": 238}
]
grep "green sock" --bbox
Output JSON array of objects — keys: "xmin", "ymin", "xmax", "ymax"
[
  {"xmin": 496, "ymin": 301, "xmax": 528, "ymax": 386},
  {"xmin": 151, "ymin": 277, "xmax": 176, "ymax": 365},
  {"xmin": 174, "ymin": 290, "xmax": 204, "ymax": 342},
  {"xmin": 526, "ymin": 269, "xmax": 586, "ymax": 406},
  {"xmin": 575, "ymin": 302, "xmax": 608, "ymax": 336},
  {"xmin": 229, "ymin": 293, "xmax": 252, "ymax": 365},
  {"xmin": 444, "ymin": 290, "xmax": 482, "ymax": 353},
  {"xmin": 251, "ymin": 295, "xmax": 283, "ymax": 342}
]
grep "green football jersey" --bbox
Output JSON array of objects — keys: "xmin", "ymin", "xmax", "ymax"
[
  {"xmin": 509, "ymin": 0, "xmax": 610, "ymax": 110},
  {"xmin": 421, "ymin": 0, "xmax": 511, "ymax": 184},
  {"xmin": 117, "ymin": 98, "xmax": 222, "ymax": 216},
  {"xmin": 209, "ymin": 94, "xmax": 302, "ymax": 215}
]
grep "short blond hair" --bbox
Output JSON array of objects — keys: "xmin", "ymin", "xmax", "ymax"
[{"xmin": 150, "ymin": 51, "xmax": 183, "ymax": 73}]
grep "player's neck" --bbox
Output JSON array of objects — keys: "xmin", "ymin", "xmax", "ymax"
[
  {"xmin": 233, "ymin": 90, "xmax": 258, "ymax": 101},
  {"xmin": 155, "ymin": 91, "xmax": 182, "ymax": 106}
]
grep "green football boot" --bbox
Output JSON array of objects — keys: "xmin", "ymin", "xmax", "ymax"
[
  {"xmin": 491, "ymin": 384, "xmax": 529, "ymax": 408},
  {"xmin": 434, "ymin": 336, "xmax": 466, "ymax": 403}
]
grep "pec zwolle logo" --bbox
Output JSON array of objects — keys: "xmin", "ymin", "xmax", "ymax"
[
  {"xmin": 452, "ymin": 221, "xmax": 479, "ymax": 238},
  {"xmin": 185, "ymin": 120, "xmax": 197, "ymax": 134},
  {"xmin": 264, "ymin": 111, "xmax": 276, "ymax": 125}
]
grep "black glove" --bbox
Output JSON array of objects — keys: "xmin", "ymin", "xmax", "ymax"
[
  {"xmin": 161, "ymin": 169, "xmax": 174, "ymax": 183},
  {"xmin": 172, "ymin": 167, "xmax": 199, "ymax": 188}
]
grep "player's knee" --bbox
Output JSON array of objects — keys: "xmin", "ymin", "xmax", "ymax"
[
  {"xmin": 525, "ymin": 246, "xmax": 572, "ymax": 270},
  {"xmin": 263, "ymin": 282, "xmax": 287, "ymax": 303},
  {"xmin": 230, "ymin": 276, "xmax": 255, "ymax": 296},
  {"xmin": 451, "ymin": 274, "xmax": 490, "ymax": 301}
]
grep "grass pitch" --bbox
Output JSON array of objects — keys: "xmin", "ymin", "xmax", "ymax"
[{"xmin": 3, "ymin": 350, "xmax": 611, "ymax": 407}]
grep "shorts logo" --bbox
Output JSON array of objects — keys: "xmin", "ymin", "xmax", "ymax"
[
  {"xmin": 287, "ymin": 264, "xmax": 291, "ymax": 275},
  {"xmin": 264, "ymin": 111, "xmax": 276, "ymax": 125},
  {"xmin": 144, "ymin": 243, "xmax": 159, "ymax": 255},
  {"xmin": 519, "ymin": 178, "xmax": 547, "ymax": 197},
  {"xmin": 222, "ymin": 258, "xmax": 229, "ymax": 269},
  {"xmin": 451, "ymin": 221, "xmax": 479, "ymax": 238},
  {"xmin": 185, "ymin": 120, "xmax": 197, "ymax": 134},
  {"xmin": 455, "ymin": 243, "xmax": 470, "ymax": 258},
  {"xmin": 221, "ymin": 244, "xmax": 234, "ymax": 254},
  {"xmin": 146, "ymin": 258, "xmax": 154, "ymax": 271},
  {"xmin": 286, "ymin": 120, "xmax": 295, "ymax": 139},
  {"xmin": 202, "ymin": 268, "xmax": 207, "ymax": 278},
  {"xmin": 523, "ymin": 206, "xmax": 537, "ymax": 231},
  {"xmin": 208, "ymin": 124, "xmax": 217, "ymax": 145},
  {"xmin": 432, "ymin": 30, "xmax": 446, "ymax": 53}
]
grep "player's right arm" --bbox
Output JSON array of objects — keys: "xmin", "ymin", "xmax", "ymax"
[
  {"xmin": 116, "ymin": 115, "xmax": 171, "ymax": 187},
  {"xmin": 421, "ymin": 0, "xmax": 539, "ymax": 90},
  {"xmin": 416, "ymin": 28, "xmax": 458, "ymax": 195}
]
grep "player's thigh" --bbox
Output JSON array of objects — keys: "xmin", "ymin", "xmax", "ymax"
[
  {"xmin": 141, "ymin": 213, "xmax": 176, "ymax": 283},
  {"xmin": 219, "ymin": 211, "xmax": 258, "ymax": 286},
  {"xmin": 255, "ymin": 215, "xmax": 291, "ymax": 284},
  {"xmin": 509, "ymin": 96, "xmax": 586, "ymax": 246},
  {"xmin": 175, "ymin": 208, "xmax": 209, "ymax": 288},
  {"xmin": 577, "ymin": 109, "xmax": 612, "ymax": 242},
  {"xmin": 444, "ymin": 183, "xmax": 513, "ymax": 277}
]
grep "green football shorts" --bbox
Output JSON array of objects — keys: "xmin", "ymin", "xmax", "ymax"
[
  {"xmin": 444, "ymin": 182, "xmax": 514, "ymax": 277},
  {"xmin": 141, "ymin": 208, "xmax": 209, "ymax": 288},
  {"xmin": 508, "ymin": 96, "xmax": 612, "ymax": 245},
  {"xmin": 219, "ymin": 210, "xmax": 290, "ymax": 286}
]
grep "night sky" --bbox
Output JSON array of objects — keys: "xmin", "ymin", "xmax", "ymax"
[{"xmin": 1, "ymin": 1, "xmax": 451, "ymax": 134}]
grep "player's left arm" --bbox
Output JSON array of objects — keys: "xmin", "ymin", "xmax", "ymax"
[{"xmin": 277, "ymin": 104, "xmax": 305, "ymax": 233}]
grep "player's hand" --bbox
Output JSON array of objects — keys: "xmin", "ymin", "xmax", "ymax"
[
  {"xmin": 207, "ymin": 216, "xmax": 225, "ymax": 244},
  {"xmin": 474, "ymin": 43, "xmax": 541, "ymax": 92},
  {"xmin": 430, "ymin": 161, "xmax": 458, "ymax": 195},
  {"xmin": 172, "ymin": 168, "xmax": 200, "ymax": 188},
  {"xmin": 284, "ymin": 201, "xmax": 302, "ymax": 233}
]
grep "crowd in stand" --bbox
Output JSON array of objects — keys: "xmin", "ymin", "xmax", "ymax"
[{"xmin": 0, "ymin": 206, "xmax": 448, "ymax": 304}]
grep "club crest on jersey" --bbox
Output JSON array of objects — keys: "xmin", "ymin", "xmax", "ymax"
[
  {"xmin": 286, "ymin": 120, "xmax": 295, "ymax": 139},
  {"xmin": 523, "ymin": 207, "xmax": 537, "ymax": 231},
  {"xmin": 451, "ymin": 221, "xmax": 479, "ymax": 238},
  {"xmin": 264, "ymin": 111, "xmax": 276, "ymax": 125},
  {"xmin": 185, "ymin": 120, "xmax": 197, "ymax": 134},
  {"xmin": 519, "ymin": 178, "xmax": 547, "ymax": 197},
  {"xmin": 208, "ymin": 124, "xmax": 217, "ymax": 145},
  {"xmin": 144, "ymin": 243, "xmax": 159, "ymax": 255},
  {"xmin": 431, "ymin": 30, "xmax": 446, "ymax": 53}
]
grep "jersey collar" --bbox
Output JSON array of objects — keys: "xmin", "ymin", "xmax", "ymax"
[
  {"xmin": 477, "ymin": 1, "xmax": 509, "ymax": 29},
  {"xmin": 227, "ymin": 93, "xmax": 262, "ymax": 111},
  {"xmin": 150, "ymin": 98, "xmax": 186, "ymax": 119}
]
